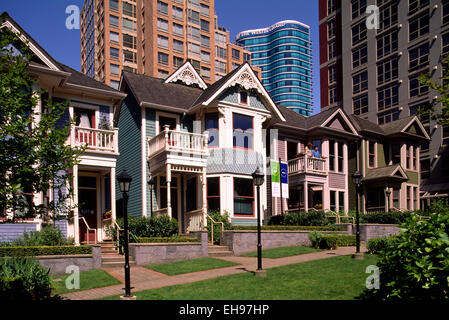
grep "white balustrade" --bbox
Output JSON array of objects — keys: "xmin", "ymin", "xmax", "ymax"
[
  {"xmin": 185, "ymin": 209, "xmax": 203, "ymax": 232},
  {"xmin": 288, "ymin": 154, "xmax": 327, "ymax": 175},
  {"xmin": 73, "ymin": 126, "xmax": 117, "ymax": 153}
]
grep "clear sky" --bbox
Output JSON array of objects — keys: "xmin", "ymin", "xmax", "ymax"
[{"xmin": 0, "ymin": 0, "xmax": 320, "ymax": 113}]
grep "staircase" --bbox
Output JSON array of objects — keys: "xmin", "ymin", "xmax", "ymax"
[
  {"xmin": 100, "ymin": 240, "xmax": 136, "ymax": 268},
  {"xmin": 208, "ymin": 243, "xmax": 233, "ymax": 257}
]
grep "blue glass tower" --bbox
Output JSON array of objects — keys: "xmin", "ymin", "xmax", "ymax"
[{"xmin": 236, "ymin": 20, "xmax": 313, "ymax": 116}]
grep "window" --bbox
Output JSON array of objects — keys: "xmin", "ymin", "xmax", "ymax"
[
  {"xmin": 232, "ymin": 48, "xmax": 240, "ymax": 60},
  {"xmin": 233, "ymin": 113, "xmax": 253, "ymax": 149},
  {"xmin": 122, "ymin": 18, "xmax": 136, "ymax": 33},
  {"xmin": 377, "ymin": 57, "xmax": 398, "ymax": 85},
  {"xmin": 328, "ymin": 18, "xmax": 336, "ymax": 39},
  {"xmin": 110, "ymin": 47, "xmax": 119, "ymax": 60},
  {"xmin": 188, "ymin": 26, "xmax": 200, "ymax": 41},
  {"xmin": 409, "ymin": 73, "xmax": 428, "ymax": 98},
  {"xmin": 392, "ymin": 188, "xmax": 399, "ymax": 208},
  {"xmin": 330, "ymin": 190, "xmax": 336, "ymax": 211},
  {"xmin": 215, "ymin": 60, "xmax": 226, "ymax": 73},
  {"xmin": 353, "ymin": 94, "xmax": 368, "ymax": 115},
  {"xmin": 409, "ymin": 0, "xmax": 429, "ymax": 15},
  {"xmin": 157, "ymin": 1, "xmax": 168, "ymax": 15},
  {"xmin": 328, "ymin": 64, "xmax": 336, "ymax": 84},
  {"xmin": 110, "ymin": 31, "xmax": 119, "ymax": 43},
  {"xmin": 201, "ymin": 19, "xmax": 210, "ymax": 32},
  {"xmin": 353, "ymin": 71, "xmax": 368, "ymax": 94},
  {"xmin": 243, "ymin": 53, "xmax": 251, "ymax": 63},
  {"xmin": 157, "ymin": 18, "xmax": 168, "ymax": 32},
  {"xmin": 351, "ymin": 0, "xmax": 367, "ymax": 19},
  {"xmin": 216, "ymin": 46, "xmax": 226, "ymax": 59},
  {"xmin": 379, "ymin": 2, "xmax": 398, "ymax": 29},
  {"xmin": 188, "ymin": 9, "xmax": 200, "ymax": 25},
  {"xmin": 215, "ymin": 33, "xmax": 226, "ymax": 46},
  {"xmin": 123, "ymin": 50, "xmax": 136, "ymax": 64},
  {"xmin": 201, "ymin": 35, "xmax": 210, "ymax": 48},
  {"xmin": 173, "ymin": 23, "xmax": 183, "ymax": 36},
  {"xmin": 287, "ymin": 141, "xmax": 298, "ymax": 160},
  {"xmin": 328, "ymin": 0, "xmax": 336, "ymax": 14},
  {"xmin": 123, "ymin": 66, "xmax": 136, "ymax": 73},
  {"xmin": 239, "ymin": 91, "xmax": 248, "ymax": 105},
  {"xmin": 201, "ymin": 51, "xmax": 210, "ymax": 63},
  {"xmin": 391, "ymin": 144, "xmax": 401, "ymax": 164},
  {"xmin": 377, "ymin": 84, "xmax": 399, "ymax": 111},
  {"xmin": 421, "ymin": 158, "xmax": 430, "ymax": 179},
  {"xmin": 377, "ymin": 30, "xmax": 398, "ymax": 59},
  {"xmin": 329, "ymin": 140, "xmax": 335, "ymax": 171},
  {"xmin": 338, "ymin": 191, "xmax": 345, "ymax": 213},
  {"xmin": 110, "ymin": 80, "xmax": 120, "ymax": 89},
  {"xmin": 191, "ymin": 59, "xmax": 200, "ymax": 72},
  {"xmin": 205, "ymin": 113, "xmax": 219, "ymax": 147},
  {"xmin": 110, "ymin": 63, "xmax": 120, "ymax": 76},
  {"xmin": 234, "ymin": 178, "xmax": 254, "ymax": 216},
  {"xmin": 123, "ymin": 34, "xmax": 136, "ymax": 49},
  {"xmin": 329, "ymin": 85, "xmax": 337, "ymax": 104},
  {"xmin": 200, "ymin": 4, "xmax": 209, "ymax": 16},
  {"xmin": 352, "ymin": 21, "xmax": 367, "ymax": 46},
  {"xmin": 172, "ymin": 6, "xmax": 183, "ymax": 20},
  {"xmin": 444, "ymin": 0, "xmax": 449, "ymax": 25},
  {"xmin": 352, "ymin": 44, "xmax": 367, "ymax": 68},
  {"xmin": 110, "ymin": 15, "xmax": 119, "ymax": 27},
  {"xmin": 173, "ymin": 56, "xmax": 183, "ymax": 68},
  {"xmin": 207, "ymin": 177, "xmax": 220, "ymax": 212},
  {"xmin": 158, "ymin": 35, "xmax": 168, "ymax": 49},
  {"xmin": 443, "ymin": 32, "xmax": 449, "ymax": 55},
  {"xmin": 413, "ymin": 146, "xmax": 417, "ymax": 170},
  {"xmin": 378, "ymin": 108, "xmax": 400, "ymax": 125},
  {"xmin": 406, "ymin": 145, "xmax": 411, "ymax": 169},
  {"xmin": 414, "ymin": 187, "xmax": 418, "ymax": 210},
  {"xmin": 368, "ymin": 141, "xmax": 376, "ymax": 168},
  {"xmin": 407, "ymin": 186, "xmax": 412, "ymax": 210},
  {"xmin": 188, "ymin": 42, "xmax": 201, "ymax": 57},
  {"xmin": 443, "ymin": 126, "xmax": 449, "ymax": 146},
  {"xmin": 328, "ymin": 40, "xmax": 336, "ymax": 59},
  {"xmin": 201, "ymin": 67, "xmax": 210, "ymax": 79},
  {"xmin": 110, "ymin": 0, "xmax": 118, "ymax": 11},
  {"xmin": 173, "ymin": 39, "xmax": 183, "ymax": 52},
  {"xmin": 409, "ymin": 43, "xmax": 429, "ymax": 70},
  {"xmin": 338, "ymin": 142, "xmax": 344, "ymax": 173},
  {"xmin": 158, "ymin": 52, "xmax": 169, "ymax": 65},
  {"xmin": 409, "ymin": 12, "xmax": 429, "ymax": 41},
  {"xmin": 122, "ymin": 2, "xmax": 136, "ymax": 18}
]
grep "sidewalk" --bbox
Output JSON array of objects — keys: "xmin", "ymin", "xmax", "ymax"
[{"xmin": 61, "ymin": 245, "xmax": 367, "ymax": 300}]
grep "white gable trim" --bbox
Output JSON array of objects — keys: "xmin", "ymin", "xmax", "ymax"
[
  {"xmin": 203, "ymin": 64, "xmax": 286, "ymax": 122},
  {"xmin": 391, "ymin": 165, "xmax": 408, "ymax": 179},
  {"xmin": 321, "ymin": 109, "xmax": 359, "ymax": 136},
  {"xmin": 1, "ymin": 21, "xmax": 60, "ymax": 71},
  {"xmin": 164, "ymin": 62, "xmax": 207, "ymax": 90},
  {"xmin": 401, "ymin": 116, "xmax": 431, "ymax": 140}
]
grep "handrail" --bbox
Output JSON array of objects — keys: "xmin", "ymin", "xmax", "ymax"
[
  {"xmin": 79, "ymin": 216, "xmax": 97, "ymax": 244},
  {"xmin": 112, "ymin": 220, "xmax": 123, "ymax": 249},
  {"xmin": 205, "ymin": 212, "xmax": 224, "ymax": 245}
]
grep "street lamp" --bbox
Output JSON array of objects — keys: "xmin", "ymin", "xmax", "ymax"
[
  {"xmin": 352, "ymin": 171, "xmax": 363, "ymax": 260},
  {"xmin": 117, "ymin": 170, "xmax": 135, "ymax": 300},
  {"xmin": 148, "ymin": 175, "xmax": 155, "ymax": 217},
  {"xmin": 385, "ymin": 186, "xmax": 391, "ymax": 213},
  {"xmin": 252, "ymin": 167, "xmax": 266, "ymax": 277}
]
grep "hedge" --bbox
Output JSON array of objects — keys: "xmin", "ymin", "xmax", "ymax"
[
  {"xmin": 231, "ymin": 225, "xmax": 344, "ymax": 231},
  {"xmin": 318, "ymin": 235, "xmax": 356, "ymax": 250},
  {"xmin": 360, "ymin": 211, "xmax": 414, "ymax": 224},
  {"xmin": 0, "ymin": 246, "xmax": 92, "ymax": 257},
  {"xmin": 136, "ymin": 237, "xmax": 199, "ymax": 243},
  {"xmin": 367, "ymin": 237, "xmax": 392, "ymax": 254}
]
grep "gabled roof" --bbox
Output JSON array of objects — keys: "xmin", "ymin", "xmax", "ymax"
[
  {"xmin": 380, "ymin": 115, "xmax": 431, "ymax": 140},
  {"xmin": 348, "ymin": 114, "xmax": 385, "ymax": 137},
  {"xmin": 362, "ymin": 164, "xmax": 408, "ymax": 182},
  {"xmin": 164, "ymin": 61, "xmax": 208, "ymax": 90}
]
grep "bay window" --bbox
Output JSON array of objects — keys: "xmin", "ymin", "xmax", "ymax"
[
  {"xmin": 233, "ymin": 113, "xmax": 253, "ymax": 149},
  {"xmin": 233, "ymin": 178, "xmax": 254, "ymax": 216}
]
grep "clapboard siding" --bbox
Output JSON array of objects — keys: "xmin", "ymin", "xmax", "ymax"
[
  {"xmin": 55, "ymin": 219, "xmax": 68, "ymax": 239},
  {"xmin": 0, "ymin": 223, "xmax": 39, "ymax": 242},
  {"xmin": 116, "ymin": 88, "xmax": 142, "ymax": 217},
  {"xmin": 329, "ymin": 173, "xmax": 346, "ymax": 189},
  {"xmin": 218, "ymin": 87, "xmax": 268, "ymax": 111},
  {"xmin": 145, "ymin": 108, "xmax": 157, "ymax": 216}
]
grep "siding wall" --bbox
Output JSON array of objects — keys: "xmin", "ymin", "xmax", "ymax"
[
  {"xmin": 145, "ymin": 108, "xmax": 157, "ymax": 216},
  {"xmin": 218, "ymin": 87, "xmax": 267, "ymax": 111},
  {"xmin": 0, "ymin": 223, "xmax": 39, "ymax": 242}
]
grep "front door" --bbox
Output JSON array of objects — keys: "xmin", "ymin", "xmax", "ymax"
[{"xmin": 78, "ymin": 176, "xmax": 97, "ymax": 243}]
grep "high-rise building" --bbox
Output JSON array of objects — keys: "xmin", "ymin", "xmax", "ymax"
[
  {"xmin": 80, "ymin": 0, "xmax": 257, "ymax": 89},
  {"xmin": 319, "ymin": 0, "xmax": 449, "ymax": 206},
  {"xmin": 236, "ymin": 20, "xmax": 313, "ymax": 116}
]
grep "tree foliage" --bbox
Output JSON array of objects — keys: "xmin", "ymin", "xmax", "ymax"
[{"xmin": 0, "ymin": 28, "xmax": 84, "ymax": 222}]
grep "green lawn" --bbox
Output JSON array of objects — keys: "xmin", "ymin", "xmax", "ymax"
[
  {"xmin": 52, "ymin": 269, "xmax": 121, "ymax": 295},
  {"xmin": 240, "ymin": 246, "xmax": 321, "ymax": 258},
  {"xmin": 101, "ymin": 254, "xmax": 377, "ymax": 300},
  {"xmin": 144, "ymin": 257, "xmax": 240, "ymax": 276}
]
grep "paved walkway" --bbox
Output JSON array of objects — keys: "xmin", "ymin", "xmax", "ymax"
[{"xmin": 61, "ymin": 245, "xmax": 367, "ymax": 300}]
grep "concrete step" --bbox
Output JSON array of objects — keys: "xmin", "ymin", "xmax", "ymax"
[
  {"xmin": 102, "ymin": 256, "xmax": 127, "ymax": 263},
  {"xmin": 101, "ymin": 260, "xmax": 136, "ymax": 268},
  {"xmin": 208, "ymin": 245, "xmax": 230, "ymax": 251},
  {"xmin": 208, "ymin": 250, "xmax": 234, "ymax": 257}
]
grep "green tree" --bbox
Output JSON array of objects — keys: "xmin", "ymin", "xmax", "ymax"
[
  {"xmin": 0, "ymin": 28, "xmax": 84, "ymax": 222},
  {"xmin": 418, "ymin": 56, "xmax": 449, "ymax": 126}
]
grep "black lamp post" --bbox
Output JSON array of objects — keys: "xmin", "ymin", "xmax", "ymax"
[
  {"xmin": 352, "ymin": 171, "xmax": 363, "ymax": 259},
  {"xmin": 148, "ymin": 175, "xmax": 155, "ymax": 216},
  {"xmin": 385, "ymin": 186, "xmax": 391, "ymax": 212},
  {"xmin": 117, "ymin": 170, "xmax": 135, "ymax": 299},
  {"xmin": 252, "ymin": 167, "xmax": 266, "ymax": 277}
]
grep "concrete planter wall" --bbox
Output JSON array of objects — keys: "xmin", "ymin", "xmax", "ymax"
[
  {"xmin": 35, "ymin": 245, "xmax": 102, "ymax": 276},
  {"xmin": 336, "ymin": 223, "xmax": 401, "ymax": 241},
  {"xmin": 129, "ymin": 231, "xmax": 208, "ymax": 266}
]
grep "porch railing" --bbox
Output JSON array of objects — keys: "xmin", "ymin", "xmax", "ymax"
[
  {"xmin": 148, "ymin": 127, "xmax": 208, "ymax": 159},
  {"xmin": 185, "ymin": 209, "xmax": 204, "ymax": 232},
  {"xmin": 153, "ymin": 208, "xmax": 168, "ymax": 216},
  {"xmin": 71, "ymin": 126, "xmax": 118, "ymax": 153},
  {"xmin": 79, "ymin": 216, "xmax": 97, "ymax": 244},
  {"xmin": 205, "ymin": 212, "xmax": 224, "ymax": 245},
  {"xmin": 366, "ymin": 206, "xmax": 386, "ymax": 213},
  {"xmin": 288, "ymin": 155, "xmax": 327, "ymax": 175}
]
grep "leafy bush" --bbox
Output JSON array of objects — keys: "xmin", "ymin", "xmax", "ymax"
[
  {"xmin": 309, "ymin": 231, "xmax": 323, "ymax": 249},
  {"xmin": 2, "ymin": 225, "xmax": 71, "ymax": 247},
  {"xmin": 0, "ymin": 257, "xmax": 57, "ymax": 300},
  {"xmin": 366, "ymin": 237, "xmax": 392, "ymax": 254},
  {"xmin": 360, "ymin": 211, "xmax": 413, "ymax": 224},
  {"xmin": 318, "ymin": 235, "xmax": 356, "ymax": 249},
  {"xmin": 136, "ymin": 237, "xmax": 199, "ymax": 243},
  {"xmin": 231, "ymin": 225, "xmax": 343, "ymax": 231},
  {"xmin": 268, "ymin": 211, "xmax": 329, "ymax": 226},
  {"xmin": 358, "ymin": 211, "xmax": 449, "ymax": 300},
  {"xmin": 0, "ymin": 246, "xmax": 92, "ymax": 257},
  {"xmin": 206, "ymin": 210, "xmax": 232, "ymax": 245}
]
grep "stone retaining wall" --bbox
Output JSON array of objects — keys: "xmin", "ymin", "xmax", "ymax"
[
  {"xmin": 35, "ymin": 245, "xmax": 102, "ymax": 276},
  {"xmin": 129, "ymin": 231, "xmax": 208, "ymax": 266},
  {"xmin": 336, "ymin": 223, "xmax": 401, "ymax": 241}
]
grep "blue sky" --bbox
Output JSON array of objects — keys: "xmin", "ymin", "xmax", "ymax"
[{"xmin": 1, "ymin": 0, "xmax": 320, "ymax": 113}]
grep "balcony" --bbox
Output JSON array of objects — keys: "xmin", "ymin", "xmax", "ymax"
[
  {"xmin": 70, "ymin": 126, "xmax": 118, "ymax": 154},
  {"xmin": 288, "ymin": 154, "xmax": 327, "ymax": 176},
  {"xmin": 147, "ymin": 127, "xmax": 208, "ymax": 174}
]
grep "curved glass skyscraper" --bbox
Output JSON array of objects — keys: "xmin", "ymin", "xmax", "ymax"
[{"xmin": 236, "ymin": 20, "xmax": 313, "ymax": 116}]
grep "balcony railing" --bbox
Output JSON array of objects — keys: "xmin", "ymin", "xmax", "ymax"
[
  {"xmin": 71, "ymin": 126, "xmax": 118, "ymax": 153},
  {"xmin": 288, "ymin": 154, "xmax": 327, "ymax": 175},
  {"xmin": 148, "ymin": 126, "xmax": 208, "ymax": 159}
]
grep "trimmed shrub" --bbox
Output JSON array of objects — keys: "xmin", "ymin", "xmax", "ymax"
[
  {"xmin": 0, "ymin": 257, "xmax": 56, "ymax": 300},
  {"xmin": 268, "ymin": 211, "xmax": 329, "ymax": 226},
  {"xmin": 231, "ymin": 225, "xmax": 343, "ymax": 231},
  {"xmin": 0, "ymin": 246, "xmax": 92, "ymax": 257},
  {"xmin": 1, "ymin": 225, "xmax": 71, "ymax": 247},
  {"xmin": 360, "ymin": 211, "xmax": 413, "ymax": 224},
  {"xmin": 318, "ymin": 235, "xmax": 356, "ymax": 249},
  {"xmin": 309, "ymin": 231, "xmax": 323, "ymax": 249},
  {"xmin": 136, "ymin": 237, "xmax": 199, "ymax": 243},
  {"xmin": 367, "ymin": 237, "xmax": 392, "ymax": 254}
]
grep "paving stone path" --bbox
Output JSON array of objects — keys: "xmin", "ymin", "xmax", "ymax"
[{"xmin": 61, "ymin": 245, "xmax": 367, "ymax": 300}]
